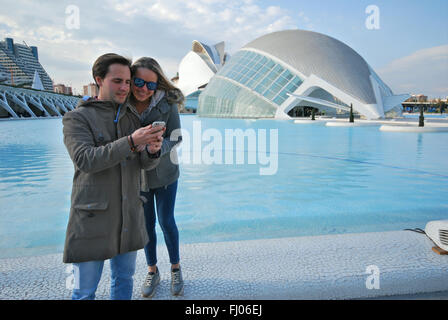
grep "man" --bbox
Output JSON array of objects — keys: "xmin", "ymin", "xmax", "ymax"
[{"xmin": 62, "ymin": 53, "xmax": 165, "ymax": 300}]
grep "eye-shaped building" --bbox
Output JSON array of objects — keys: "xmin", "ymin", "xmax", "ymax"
[
  {"xmin": 176, "ymin": 41, "xmax": 229, "ymax": 97},
  {"xmin": 197, "ymin": 29, "xmax": 409, "ymax": 119}
]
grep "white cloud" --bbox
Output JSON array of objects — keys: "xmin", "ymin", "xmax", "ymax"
[
  {"xmin": 0, "ymin": 15, "xmax": 20, "ymax": 29},
  {"xmin": 108, "ymin": 0, "xmax": 298, "ymax": 52},
  {"xmin": 377, "ymin": 45, "xmax": 448, "ymax": 98},
  {"xmin": 2, "ymin": 0, "xmax": 300, "ymax": 93}
]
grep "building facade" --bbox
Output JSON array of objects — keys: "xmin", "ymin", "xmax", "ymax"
[
  {"xmin": 53, "ymin": 83, "xmax": 73, "ymax": 95},
  {"xmin": 176, "ymin": 40, "xmax": 229, "ymax": 111},
  {"xmin": 198, "ymin": 30, "xmax": 409, "ymax": 119},
  {"xmin": 406, "ymin": 94, "xmax": 428, "ymax": 103},
  {"xmin": 0, "ymin": 38, "xmax": 53, "ymax": 91},
  {"xmin": 83, "ymin": 83, "xmax": 98, "ymax": 97}
]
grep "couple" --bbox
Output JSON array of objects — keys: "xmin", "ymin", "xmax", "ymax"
[{"xmin": 62, "ymin": 53, "xmax": 183, "ymax": 300}]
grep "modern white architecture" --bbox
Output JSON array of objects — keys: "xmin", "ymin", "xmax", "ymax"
[
  {"xmin": 176, "ymin": 40, "xmax": 229, "ymax": 110},
  {"xmin": 0, "ymin": 84, "xmax": 78, "ymax": 118},
  {"xmin": 198, "ymin": 30, "xmax": 409, "ymax": 119}
]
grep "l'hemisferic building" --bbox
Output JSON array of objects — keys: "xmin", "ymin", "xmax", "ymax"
[{"xmin": 197, "ymin": 29, "xmax": 409, "ymax": 120}]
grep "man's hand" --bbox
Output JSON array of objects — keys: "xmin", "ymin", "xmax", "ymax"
[
  {"xmin": 131, "ymin": 124, "xmax": 164, "ymax": 145},
  {"xmin": 130, "ymin": 124, "xmax": 165, "ymax": 154}
]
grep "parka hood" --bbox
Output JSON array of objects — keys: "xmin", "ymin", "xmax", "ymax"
[
  {"xmin": 76, "ymin": 96, "xmax": 119, "ymax": 109},
  {"xmin": 75, "ymin": 96, "xmax": 136, "ymax": 122}
]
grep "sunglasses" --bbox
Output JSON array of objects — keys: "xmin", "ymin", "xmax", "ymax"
[{"xmin": 133, "ymin": 77, "xmax": 158, "ymax": 91}]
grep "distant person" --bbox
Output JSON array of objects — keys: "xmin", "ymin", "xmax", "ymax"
[
  {"xmin": 62, "ymin": 53, "xmax": 165, "ymax": 300},
  {"xmin": 128, "ymin": 57, "xmax": 184, "ymax": 297}
]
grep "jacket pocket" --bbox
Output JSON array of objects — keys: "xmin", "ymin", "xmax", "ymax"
[
  {"xmin": 74, "ymin": 202, "xmax": 108, "ymax": 211},
  {"xmin": 73, "ymin": 201, "xmax": 109, "ymax": 239},
  {"xmin": 71, "ymin": 185, "xmax": 110, "ymax": 239}
]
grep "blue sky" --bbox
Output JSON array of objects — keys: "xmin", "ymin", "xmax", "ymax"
[
  {"xmin": 273, "ymin": 0, "xmax": 448, "ymax": 67},
  {"xmin": 0, "ymin": 0, "xmax": 447, "ymax": 97}
]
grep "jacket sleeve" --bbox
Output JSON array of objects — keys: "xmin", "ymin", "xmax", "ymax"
[
  {"xmin": 139, "ymin": 147, "xmax": 160, "ymax": 170},
  {"xmin": 63, "ymin": 111, "xmax": 134, "ymax": 174},
  {"xmin": 160, "ymin": 103, "xmax": 182, "ymax": 157}
]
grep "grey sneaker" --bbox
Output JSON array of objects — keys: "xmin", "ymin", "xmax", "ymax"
[
  {"xmin": 171, "ymin": 267, "xmax": 184, "ymax": 296},
  {"xmin": 142, "ymin": 268, "xmax": 160, "ymax": 298}
]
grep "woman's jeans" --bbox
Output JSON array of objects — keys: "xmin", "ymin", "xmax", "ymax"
[
  {"xmin": 71, "ymin": 250, "xmax": 137, "ymax": 300},
  {"xmin": 141, "ymin": 180, "xmax": 179, "ymax": 266}
]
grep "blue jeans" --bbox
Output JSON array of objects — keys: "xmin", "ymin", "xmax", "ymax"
[
  {"xmin": 71, "ymin": 250, "xmax": 137, "ymax": 300},
  {"xmin": 142, "ymin": 180, "xmax": 179, "ymax": 266}
]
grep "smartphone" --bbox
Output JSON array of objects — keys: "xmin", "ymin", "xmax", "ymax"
[
  {"xmin": 152, "ymin": 121, "xmax": 166, "ymax": 128},
  {"xmin": 152, "ymin": 121, "xmax": 166, "ymax": 133}
]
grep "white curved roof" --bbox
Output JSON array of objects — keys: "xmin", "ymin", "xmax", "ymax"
[
  {"xmin": 243, "ymin": 29, "xmax": 378, "ymax": 104},
  {"xmin": 177, "ymin": 51, "xmax": 216, "ymax": 97}
]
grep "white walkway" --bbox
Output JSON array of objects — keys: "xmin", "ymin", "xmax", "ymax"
[{"xmin": 0, "ymin": 230, "xmax": 447, "ymax": 300}]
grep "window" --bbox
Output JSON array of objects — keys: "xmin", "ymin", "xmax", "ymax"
[
  {"xmin": 220, "ymin": 50, "xmax": 303, "ymax": 106},
  {"xmin": 273, "ymin": 95, "xmax": 286, "ymax": 105}
]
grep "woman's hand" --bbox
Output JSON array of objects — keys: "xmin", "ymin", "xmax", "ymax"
[
  {"xmin": 147, "ymin": 142, "xmax": 162, "ymax": 154},
  {"xmin": 136, "ymin": 144, "xmax": 146, "ymax": 152}
]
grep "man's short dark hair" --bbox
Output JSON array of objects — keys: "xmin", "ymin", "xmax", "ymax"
[{"xmin": 92, "ymin": 53, "xmax": 132, "ymax": 86}]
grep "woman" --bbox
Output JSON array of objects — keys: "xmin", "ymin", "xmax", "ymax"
[{"xmin": 129, "ymin": 57, "xmax": 185, "ymax": 298}]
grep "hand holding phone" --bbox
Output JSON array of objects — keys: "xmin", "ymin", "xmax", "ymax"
[
  {"xmin": 131, "ymin": 121, "xmax": 165, "ymax": 146},
  {"xmin": 152, "ymin": 121, "xmax": 166, "ymax": 130}
]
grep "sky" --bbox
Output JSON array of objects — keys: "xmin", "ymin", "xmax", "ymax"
[{"xmin": 0, "ymin": 0, "xmax": 447, "ymax": 98}]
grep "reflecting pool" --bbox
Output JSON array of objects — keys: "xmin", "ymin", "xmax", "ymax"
[{"xmin": 0, "ymin": 116, "xmax": 447, "ymax": 258}]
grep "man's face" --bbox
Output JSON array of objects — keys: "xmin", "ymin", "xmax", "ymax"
[{"xmin": 96, "ymin": 63, "xmax": 131, "ymax": 104}]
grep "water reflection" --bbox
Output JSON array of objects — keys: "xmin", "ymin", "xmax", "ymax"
[
  {"xmin": 0, "ymin": 120, "xmax": 73, "ymax": 257},
  {"xmin": 416, "ymin": 133, "xmax": 424, "ymax": 159},
  {"xmin": 0, "ymin": 117, "xmax": 448, "ymax": 258}
]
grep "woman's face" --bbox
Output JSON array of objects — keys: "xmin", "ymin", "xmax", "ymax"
[{"xmin": 131, "ymin": 67, "xmax": 158, "ymax": 102}]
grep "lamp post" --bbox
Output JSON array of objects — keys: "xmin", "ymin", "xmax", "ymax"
[
  {"xmin": 419, "ymin": 104, "xmax": 424, "ymax": 127},
  {"xmin": 349, "ymin": 103, "xmax": 354, "ymax": 123}
]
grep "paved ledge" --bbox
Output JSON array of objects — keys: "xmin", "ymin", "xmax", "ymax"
[
  {"xmin": 293, "ymin": 116, "xmax": 448, "ymax": 127},
  {"xmin": 325, "ymin": 122, "xmax": 378, "ymax": 127},
  {"xmin": 379, "ymin": 125, "xmax": 448, "ymax": 132},
  {"xmin": 0, "ymin": 230, "xmax": 447, "ymax": 300}
]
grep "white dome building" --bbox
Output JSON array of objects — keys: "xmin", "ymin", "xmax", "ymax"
[
  {"xmin": 176, "ymin": 40, "xmax": 229, "ymax": 110},
  {"xmin": 198, "ymin": 30, "xmax": 409, "ymax": 119}
]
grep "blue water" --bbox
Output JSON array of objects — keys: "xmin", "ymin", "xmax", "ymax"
[{"xmin": 0, "ymin": 116, "xmax": 448, "ymax": 258}]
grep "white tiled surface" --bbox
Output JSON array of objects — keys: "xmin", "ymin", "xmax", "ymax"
[{"xmin": 1, "ymin": 231, "xmax": 447, "ymax": 300}]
